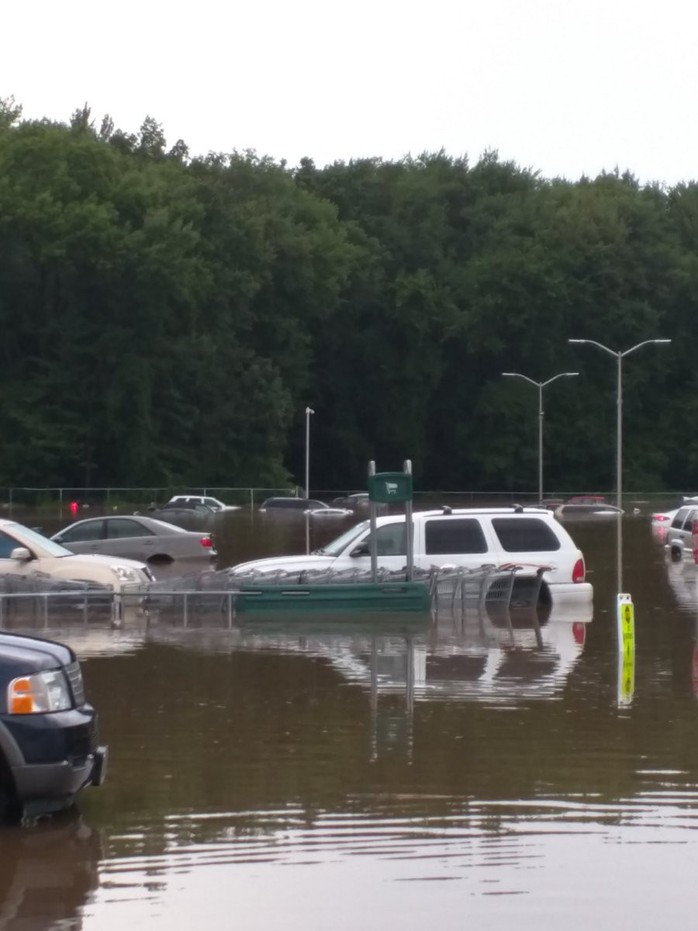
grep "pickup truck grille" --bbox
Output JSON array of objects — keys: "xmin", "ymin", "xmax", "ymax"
[{"xmin": 65, "ymin": 661, "xmax": 86, "ymax": 706}]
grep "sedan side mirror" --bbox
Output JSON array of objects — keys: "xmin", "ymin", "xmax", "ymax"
[{"xmin": 10, "ymin": 547, "xmax": 32, "ymax": 561}]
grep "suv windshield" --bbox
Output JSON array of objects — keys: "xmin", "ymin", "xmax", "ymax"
[{"xmin": 315, "ymin": 520, "xmax": 369, "ymax": 557}]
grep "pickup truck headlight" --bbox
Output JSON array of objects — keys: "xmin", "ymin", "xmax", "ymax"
[{"xmin": 8, "ymin": 670, "xmax": 72, "ymax": 714}]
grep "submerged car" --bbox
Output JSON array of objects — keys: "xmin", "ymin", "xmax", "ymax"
[
  {"xmin": 664, "ymin": 505, "xmax": 698, "ymax": 559},
  {"xmin": 165, "ymin": 495, "xmax": 239, "ymax": 512},
  {"xmin": 0, "ymin": 519, "xmax": 153, "ymax": 591},
  {"xmin": 51, "ymin": 515, "xmax": 217, "ymax": 565},
  {"xmin": 554, "ymin": 503, "xmax": 624, "ymax": 521},
  {"xmin": 260, "ymin": 497, "xmax": 327, "ymax": 512},
  {"xmin": 259, "ymin": 497, "xmax": 351, "ymax": 517},
  {"xmin": 145, "ymin": 501, "xmax": 216, "ymax": 526},
  {"xmin": 330, "ymin": 493, "xmax": 387, "ymax": 515}
]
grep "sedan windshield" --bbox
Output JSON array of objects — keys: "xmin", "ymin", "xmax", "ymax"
[{"xmin": 314, "ymin": 520, "xmax": 369, "ymax": 557}]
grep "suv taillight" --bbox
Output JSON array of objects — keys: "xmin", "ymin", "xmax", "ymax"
[{"xmin": 572, "ymin": 557, "xmax": 585, "ymax": 583}]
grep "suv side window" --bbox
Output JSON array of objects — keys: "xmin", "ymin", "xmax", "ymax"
[
  {"xmin": 425, "ymin": 518, "xmax": 488, "ymax": 555},
  {"xmin": 491, "ymin": 517, "xmax": 561, "ymax": 553},
  {"xmin": 672, "ymin": 508, "xmax": 690, "ymax": 530}
]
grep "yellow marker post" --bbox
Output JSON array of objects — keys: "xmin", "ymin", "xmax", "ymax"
[{"xmin": 617, "ymin": 593, "xmax": 635, "ymax": 706}]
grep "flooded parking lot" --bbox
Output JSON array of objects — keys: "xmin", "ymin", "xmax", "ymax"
[{"xmin": 3, "ymin": 508, "xmax": 698, "ymax": 929}]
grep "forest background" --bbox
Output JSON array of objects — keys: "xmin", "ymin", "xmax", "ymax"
[{"xmin": 0, "ymin": 98, "xmax": 694, "ymax": 496}]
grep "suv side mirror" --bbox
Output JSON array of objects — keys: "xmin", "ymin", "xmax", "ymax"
[{"xmin": 10, "ymin": 547, "xmax": 32, "ymax": 561}]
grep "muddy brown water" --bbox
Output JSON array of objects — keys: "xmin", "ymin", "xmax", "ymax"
[{"xmin": 2, "ymin": 509, "xmax": 698, "ymax": 930}]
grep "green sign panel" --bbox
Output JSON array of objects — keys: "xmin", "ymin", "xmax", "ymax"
[{"xmin": 367, "ymin": 472, "xmax": 413, "ymax": 504}]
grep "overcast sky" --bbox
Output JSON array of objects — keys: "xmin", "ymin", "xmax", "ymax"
[{"xmin": 3, "ymin": 0, "xmax": 696, "ymax": 186}]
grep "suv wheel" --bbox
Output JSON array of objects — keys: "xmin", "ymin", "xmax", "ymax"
[{"xmin": 670, "ymin": 544, "xmax": 683, "ymax": 561}]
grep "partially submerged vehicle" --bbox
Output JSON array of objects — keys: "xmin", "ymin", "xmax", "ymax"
[
  {"xmin": 0, "ymin": 631, "xmax": 106, "ymax": 820},
  {"xmin": 0, "ymin": 519, "xmax": 153, "ymax": 591},
  {"xmin": 229, "ymin": 505, "xmax": 593, "ymax": 609}
]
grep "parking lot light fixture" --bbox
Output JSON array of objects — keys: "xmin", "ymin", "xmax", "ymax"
[
  {"xmin": 304, "ymin": 407, "xmax": 315, "ymax": 499},
  {"xmin": 502, "ymin": 371, "xmax": 579, "ymax": 503},
  {"xmin": 568, "ymin": 339, "xmax": 671, "ymax": 511}
]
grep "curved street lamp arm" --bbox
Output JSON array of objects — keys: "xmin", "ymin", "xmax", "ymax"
[
  {"xmin": 501, "ymin": 372, "xmax": 540, "ymax": 388},
  {"xmin": 568, "ymin": 338, "xmax": 618, "ymax": 358},
  {"xmin": 569, "ymin": 337, "xmax": 671, "ymax": 358},
  {"xmin": 621, "ymin": 338, "xmax": 672, "ymax": 358},
  {"xmin": 541, "ymin": 372, "xmax": 579, "ymax": 388}
]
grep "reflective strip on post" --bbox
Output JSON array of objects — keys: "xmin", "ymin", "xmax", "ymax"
[{"xmin": 616, "ymin": 592, "xmax": 635, "ymax": 707}]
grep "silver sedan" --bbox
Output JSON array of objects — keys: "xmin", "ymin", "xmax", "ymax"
[{"xmin": 51, "ymin": 515, "xmax": 217, "ymax": 566}]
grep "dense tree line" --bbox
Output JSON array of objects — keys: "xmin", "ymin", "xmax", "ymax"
[{"xmin": 1, "ymin": 97, "xmax": 696, "ymax": 494}]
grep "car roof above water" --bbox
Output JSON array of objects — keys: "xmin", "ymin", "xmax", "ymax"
[{"xmin": 260, "ymin": 497, "xmax": 328, "ymax": 510}]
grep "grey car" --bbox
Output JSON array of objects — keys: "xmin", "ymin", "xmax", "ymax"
[{"xmin": 51, "ymin": 515, "xmax": 217, "ymax": 565}]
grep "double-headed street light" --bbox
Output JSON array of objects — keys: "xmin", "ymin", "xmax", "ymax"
[
  {"xmin": 502, "ymin": 371, "xmax": 579, "ymax": 503},
  {"xmin": 568, "ymin": 339, "xmax": 671, "ymax": 511}
]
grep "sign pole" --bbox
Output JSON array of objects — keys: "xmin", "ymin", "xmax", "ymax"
[
  {"xmin": 368, "ymin": 460, "xmax": 377, "ymax": 582},
  {"xmin": 404, "ymin": 459, "xmax": 413, "ymax": 581}
]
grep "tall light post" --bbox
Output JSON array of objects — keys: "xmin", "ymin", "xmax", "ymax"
[
  {"xmin": 568, "ymin": 339, "xmax": 671, "ymax": 511},
  {"xmin": 304, "ymin": 406, "xmax": 314, "ymax": 499},
  {"xmin": 502, "ymin": 371, "xmax": 579, "ymax": 503}
]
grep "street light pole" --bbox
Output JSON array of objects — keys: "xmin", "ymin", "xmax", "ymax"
[
  {"xmin": 502, "ymin": 371, "xmax": 579, "ymax": 502},
  {"xmin": 304, "ymin": 406, "xmax": 314, "ymax": 499},
  {"xmin": 567, "ymin": 339, "xmax": 671, "ymax": 511}
]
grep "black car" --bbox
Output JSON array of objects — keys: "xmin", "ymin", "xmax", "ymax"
[
  {"xmin": 0, "ymin": 631, "xmax": 106, "ymax": 820},
  {"xmin": 145, "ymin": 501, "xmax": 216, "ymax": 527}
]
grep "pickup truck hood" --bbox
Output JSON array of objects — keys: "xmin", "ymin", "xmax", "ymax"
[{"xmin": 0, "ymin": 631, "xmax": 73, "ymax": 673}]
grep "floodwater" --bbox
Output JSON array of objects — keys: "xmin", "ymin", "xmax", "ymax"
[{"xmin": 3, "ymin": 508, "xmax": 698, "ymax": 930}]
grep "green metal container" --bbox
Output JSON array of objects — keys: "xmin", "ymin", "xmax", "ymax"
[{"xmin": 234, "ymin": 581, "xmax": 431, "ymax": 613}]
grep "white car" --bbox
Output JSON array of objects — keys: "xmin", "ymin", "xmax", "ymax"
[
  {"xmin": 651, "ymin": 507, "xmax": 680, "ymax": 543},
  {"xmin": 0, "ymin": 519, "xmax": 154, "ymax": 591},
  {"xmin": 166, "ymin": 495, "xmax": 239, "ymax": 512},
  {"xmin": 229, "ymin": 506, "xmax": 593, "ymax": 607}
]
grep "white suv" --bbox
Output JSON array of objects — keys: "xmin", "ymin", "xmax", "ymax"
[
  {"xmin": 229, "ymin": 506, "xmax": 592, "ymax": 606},
  {"xmin": 665, "ymin": 505, "xmax": 698, "ymax": 559}
]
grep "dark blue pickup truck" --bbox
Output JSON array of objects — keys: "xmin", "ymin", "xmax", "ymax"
[{"xmin": 0, "ymin": 631, "xmax": 106, "ymax": 820}]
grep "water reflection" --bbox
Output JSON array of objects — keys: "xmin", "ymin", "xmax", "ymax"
[
  {"xmin": 0, "ymin": 812, "xmax": 101, "ymax": 930},
  {"xmin": 27, "ymin": 602, "xmax": 591, "ymax": 712}
]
